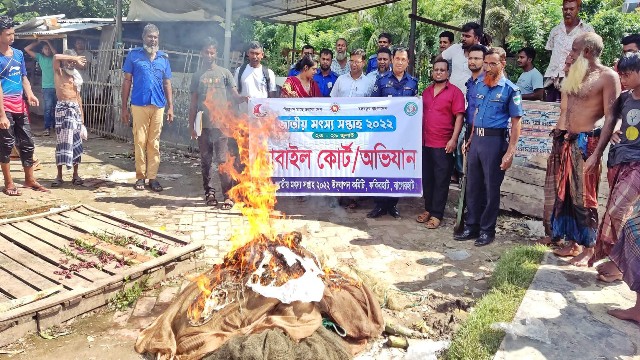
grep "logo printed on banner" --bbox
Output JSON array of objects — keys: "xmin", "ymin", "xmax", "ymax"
[
  {"xmin": 330, "ymin": 104, "xmax": 340, "ymax": 113},
  {"xmin": 253, "ymin": 103, "xmax": 267, "ymax": 117},
  {"xmin": 404, "ymin": 102, "xmax": 418, "ymax": 116}
]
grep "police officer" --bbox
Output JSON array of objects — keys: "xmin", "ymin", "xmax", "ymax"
[
  {"xmin": 366, "ymin": 33, "xmax": 392, "ymax": 74},
  {"xmin": 367, "ymin": 46, "xmax": 419, "ymax": 219},
  {"xmin": 454, "ymin": 47, "xmax": 523, "ymax": 246}
]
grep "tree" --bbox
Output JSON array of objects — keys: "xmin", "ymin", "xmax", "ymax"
[{"xmin": 0, "ymin": 0, "xmax": 129, "ymax": 21}]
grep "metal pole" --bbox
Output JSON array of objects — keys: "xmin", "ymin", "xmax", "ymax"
[
  {"xmin": 115, "ymin": 0, "xmax": 123, "ymax": 45},
  {"xmin": 291, "ymin": 24, "xmax": 297, "ymax": 65},
  {"xmin": 62, "ymin": 35, "xmax": 68, "ymax": 51},
  {"xmin": 223, "ymin": 0, "xmax": 232, "ymax": 68},
  {"xmin": 408, "ymin": 0, "xmax": 417, "ymax": 75},
  {"xmin": 480, "ymin": 0, "xmax": 487, "ymax": 30}
]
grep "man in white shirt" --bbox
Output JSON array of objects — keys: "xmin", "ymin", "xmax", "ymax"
[
  {"xmin": 366, "ymin": 47, "xmax": 391, "ymax": 81},
  {"xmin": 331, "ymin": 38, "xmax": 350, "ymax": 76},
  {"xmin": 543, "ymin": 0, "xmax": 594, "ymax": 102},
  {"xmin": 330, "ymin": 49, "xmax": 374, "ymax": 97},
  {"xmin": 439, "ymin": 22, "xmax": 483, "ymax": 94},
  {"xmin": 234, "ymin": 41, "xmax": 277, "ymax": 113}
]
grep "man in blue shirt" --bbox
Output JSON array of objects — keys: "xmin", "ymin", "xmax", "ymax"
[
  {"xmin": 455, "ymin": 47, "xmax": 523, "ymax": 246},
  {"xmin": 515, "ymin": 47, "xmax": 544, "ymax": 101},
  {"xmin": 121, "ymin": 23, "xmax": 173, "ymax": 192},
  {"xmin": 367, "ymin": 46, "xmax": 418, "ymax": 219},
  {"xmin": 288, "ymin": 45, "xmax": 314, "ymax": 77},
  {"xmin": 366, "ymin": 33, "xmax": 392, "ymax": 75},
  {"xmin": 313, "ymin": 48, "xmax": 338, "ymax": 97}
]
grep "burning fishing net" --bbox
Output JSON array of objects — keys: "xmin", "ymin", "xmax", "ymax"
[{"xmin": 134, "ymin": 99, "xmax": 384, "ymax": 359}]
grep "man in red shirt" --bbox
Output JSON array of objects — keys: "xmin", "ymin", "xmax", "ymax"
[{"xmin": 416, "ymin": 59, "xmax": 465, "ymax": 228}]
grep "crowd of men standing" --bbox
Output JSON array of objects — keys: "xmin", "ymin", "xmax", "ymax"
[{"xmin": 1, "ymin": 0, "xmax": 640, "ymax": 325}]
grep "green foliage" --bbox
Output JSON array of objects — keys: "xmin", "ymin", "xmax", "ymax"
[
  {"xmin": 109, "ymin": 277, "xmax": 149, "ymax": 311},
  {"xmin": 445, "ymin": 245, "xmax": 546, "ymax": 360},
  {"xmin": 590, "ymin": 9, "xmax": 640, "ymax": 66},
  {"xmin": 0, "ymin": 0, "xmax": 129, "ymax": 22}
]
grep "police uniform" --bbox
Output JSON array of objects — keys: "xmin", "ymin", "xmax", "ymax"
[
  {"xmin": 367, "ymin": 71, "xmax": 419, "ymax": 218},
  {"xmin": 460, "ymin": 76, "xmax": 523, "ymax": 244},
  {"xmin": 366, "ymin": 54, "xmax": 392, "ymax": 75}
]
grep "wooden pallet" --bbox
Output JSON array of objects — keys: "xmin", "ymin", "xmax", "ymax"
[{"xmin": 0, "ymin": 205, "xmax": 204, "ymax": 346}]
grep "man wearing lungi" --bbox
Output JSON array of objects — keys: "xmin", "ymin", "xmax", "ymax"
[
  {"xmin": 587, "ymin": 53, "xmax": 640, "ymax": 281},
  {"xmin": 606, "ymin": 212, "xmax": 640, "ymax": 325},
  {"xmin": 0, "ymin": 16, "xmax": 46, "ymax": 196},
  {"xmin": 51, "ymin": 49, "xmax": 86, "ymax": 187},
  {"xmin": 550, "ymin": 33, "xmax": 621, "ymax": 266}
]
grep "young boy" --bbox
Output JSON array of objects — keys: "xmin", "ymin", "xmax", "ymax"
[{"xmin": 51, "ymin": 49, "xmax": 86, "ymax": 186}]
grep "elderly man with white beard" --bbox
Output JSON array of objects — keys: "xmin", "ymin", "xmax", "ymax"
[
  {"xmin": 121, "ymin": 23, "xmax": 174, "ymax": 192},
  {"xmin": 51, "ymin": 49, "xmax": 86, "ymax": 187},
  {"xmin": 546, "ymin": 32, "xmax": 621, "ymax": 266}
]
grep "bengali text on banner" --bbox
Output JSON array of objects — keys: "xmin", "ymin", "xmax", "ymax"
[{"xmin": 249, "ymin": 97, "xmax": 423, "ymax": 197}]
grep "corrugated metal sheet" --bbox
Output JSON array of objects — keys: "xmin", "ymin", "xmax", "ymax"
[{"xmin": 15, "ymin": 22, "xmax": 106, "ymax": 38}]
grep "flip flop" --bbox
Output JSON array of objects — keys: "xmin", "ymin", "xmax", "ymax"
[
  {"xmin": 51, "ymin": 178, "xmax": 64, "ymax": 187},
  {"xmin": 148, "ymin": 179, "xmax": 163, "ymax": 192},
  {"xmin": 3, "ymin": 185, "xmax": 21, "ymax": 196},
  {"xmin": 220, "ymin": 198, "xmax": 234, "ymax": 210},
  {"xmin": 425, "ymin": 217, "xmax": 441, "ymax": 229},
  {"xmin": 205, "ymin": 193, "xmax": 218, "ymax": 207},
  {"xmin": 72, "ymin": 177, "xmax": 84, "ymax": 186},
  {"xmin": 24, "ymin": 183, "xmax": 50, "ymax": 192},
  {"xmin": 597, "ymin": 273, "xmax": 623, "ymax": 283},
  {"xmin": 416, "ymin": 211, "xmax": 431, "ymax": 223},
  {"xmin": 134, "ymin": 179, "xmax": 145, "ymax": 190}
]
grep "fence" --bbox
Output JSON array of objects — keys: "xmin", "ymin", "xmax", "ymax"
[{"xmin": 81, "ymin": 45, "xmax": 244, "ymax": 150}]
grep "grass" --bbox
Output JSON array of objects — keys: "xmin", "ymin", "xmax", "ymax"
[{"xmin": 445, "ymin": 245, "xmax": 547, "ymax": 360}]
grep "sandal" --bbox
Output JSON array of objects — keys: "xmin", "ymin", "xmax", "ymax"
[
  {"xmin": 134, "ymin": 179, "xmax": 145, "ymax": 190},
  {"xmin": 3, "ymin": 185, "xmax": 22, "ymax": 196},
  {"xmin": 148, "ymin": 179, "xmax": 163, "ymax": 192},
  {"xmin": 23, "ymin": 183, "xmax": 49, "ymax": 192},
  {"xmin": 220, "ymin": 198, "xmax": 234, "ymax": 210},
  {"xmin": 416, "ymin": 211, "xmax": 431, "ymax": 223},
  {"xmin": 425, "ymin": 217, "xmax": 441, "ymax": 229},
  {"xmin": 51, "ymin": 178, "xmax": 64, "ymax": 187},
  {"xmin": 72, "ymin": 177, "xmax": 84, "ymax": 186},
  {"xmin": 205, "ymin": 192, "xmax": 218, "ymax": 207}
]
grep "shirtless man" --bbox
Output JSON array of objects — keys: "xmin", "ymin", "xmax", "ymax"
[
  {"xmin": 550, "ymin": 32, "xmax": 621, "ymax": 266},
  {"xmin": 51, "ymin": 50, "xmax": 86, "ymax": 187}
]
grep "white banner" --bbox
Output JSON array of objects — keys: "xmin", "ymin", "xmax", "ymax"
[{"xmin": 249, "ymin": 97, "xmax": 423, "ymax": 197}]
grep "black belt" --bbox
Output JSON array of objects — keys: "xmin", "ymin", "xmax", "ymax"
[{"xmin": 474, "ymin": 127, "xmax": 507, "ymax": 137}]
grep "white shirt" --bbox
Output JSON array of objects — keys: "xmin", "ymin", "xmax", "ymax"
[
  {"xmin": 331, "ymin": 58, "xmax": 351, "ymax": 76},
  {"xmin": 234, "ymin": 64, "xmax": 276, "ymax": 98},
  {"xmin": 544, "ymin": 20, "xmax": 594, "ymax": 78},
  {"xmin": 367, "ymin": 70, "xmax": 388, "ymax": 80},
  {"xmin": 441, "ymin": 43, "xmax": 471, "ymax": 94},
  {"xmin": 330, "ymin": 72, "xmax": 375, "ymax": 97}
]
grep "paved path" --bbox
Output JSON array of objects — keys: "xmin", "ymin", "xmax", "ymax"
[{"xmin": 495, "ymin": 253, "xmax": 640, "ymax": 360}]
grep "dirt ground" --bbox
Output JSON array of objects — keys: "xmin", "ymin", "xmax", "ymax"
[{"xmin": 0, "ymin": 116, "xmax": 540, "ymax": 359}]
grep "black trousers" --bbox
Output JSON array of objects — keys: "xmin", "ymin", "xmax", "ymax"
[
  {"xmin": 422, "ymin": 146, "xmax": 454, "ymax": 220},
  {"xmin": 465, "ymin": 135, "xmax": 507, "ymax": 235},
  {"xmin": 0, "ymin": 112, "xmax": 34, "ymax": 167},
  {"xmin": 374, "ymin": 197, "xmax": 399, "ymax": 210},
  {"xmin": 197, "ymin": 127, "xmax": 241, "ymax": 198}
]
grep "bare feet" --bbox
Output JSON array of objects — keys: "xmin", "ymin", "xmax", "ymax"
[
  {"xmin": 608, "ymin": 307, "xmax": 640, "ymax": 324},
  {"xmin": 569, "ymin": 247, "xmax": 594, "ymax": 267},
  {"xmin": 596, "ymin": 261, "xmax": 623, "ymax": 282},
  {"xmin": 554, "ymin": 243, "xmax": 581, "ymax": 257},
  {"xmin": 536, "ymin": 236, "xmax": 562, "ymax": 246}
]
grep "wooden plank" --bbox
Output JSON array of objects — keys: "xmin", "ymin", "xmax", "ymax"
[
  {"xmin": 15, "ymin": 221, "xmax": 123, "ymax": 276},
  {"xmin": 42, "ymin": 215, "xmax": 152, "ymax": 265},
  {"xmin": 0, "ymin": 231, "xmax": 92, "ymax": 289},
  {"xmin": 0, "ymin": 253, "xmax": 62, "ymax": 291},
  {"xmin": 0, "ymin": 268, "xmax": 37, "ymax": 299},
  {"xmin": 0, "ymin": 205, "xmax": 81, "ymax": 226},
  {"xmin": 0, "ymin": 285, "xmax": 63, "ymax": 313},
  {"xmin": 83, "ymin": 205, "xmax": 190, "ymax": 245},
  {"xmin": 71, "ymin": 207, "xmax": 172, "ymax": 252},
  {"xmin": 0, "ymin": 242, "xmax": 202, "ymax": 323},
  {"xmin": 2, "ymin": 224, "xmax": 110, "ymax": 282}
]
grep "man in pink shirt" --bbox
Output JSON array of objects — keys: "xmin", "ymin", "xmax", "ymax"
[{"xmin": 416, "ymin": 59, "xmax": 465, "ymax": 229}]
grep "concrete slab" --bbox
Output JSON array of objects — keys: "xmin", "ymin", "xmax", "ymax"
[{"xmin": 494, "ymin": 253, "xmax": 640, "ymax": 360}]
